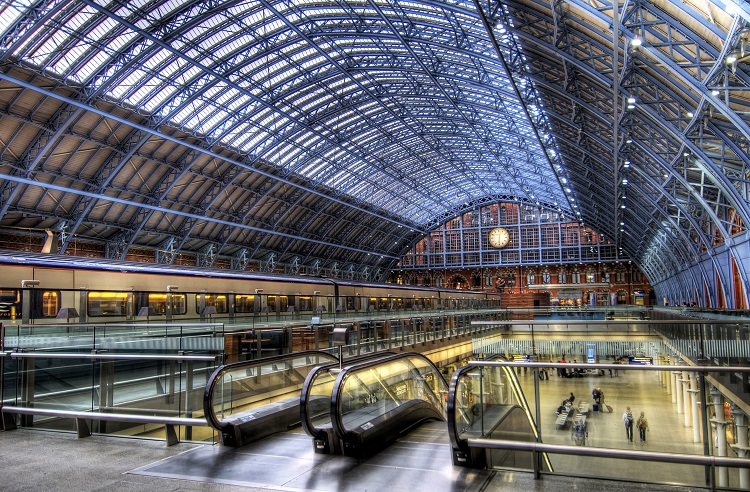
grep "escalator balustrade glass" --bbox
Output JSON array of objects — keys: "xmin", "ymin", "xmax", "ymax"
[
  {"xmin": 203, "ymin": 351, "xmax": 337, "ymax": 446},
  {"xmin": 331, "ymin": 352, "xmax": 447, "ymax": 458}
]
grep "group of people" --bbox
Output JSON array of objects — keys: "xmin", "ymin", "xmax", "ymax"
[{"xmin": 622, "ymin": 406, "xmax": 650, "ymax": 443}]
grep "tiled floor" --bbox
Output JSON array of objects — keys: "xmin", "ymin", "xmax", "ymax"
[{"xmin": 513, "ymin": 367, "xmax": 722, "ymax": 487}]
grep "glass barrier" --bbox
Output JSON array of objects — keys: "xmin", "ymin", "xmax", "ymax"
[
  {"xmin": 2, "ymin": 322, "xmax": 224, "ymax": 353},
  {"xmin": 1, "ymin": 351, "xmax": 218, "ymax": 443},
  {"xmin": 451, "ymin": 360, "xmax": 750, "ymax": 490},
  {"xmin": 448, "ymin": 356, "xmax": 551, "ymax": 471}
]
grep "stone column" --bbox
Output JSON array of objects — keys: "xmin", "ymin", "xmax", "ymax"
[
  {"xmin": 665, "ymin": 363, "xmax": 672, "ymax": 395},
  {"xmin": 710, "ymin": 387, "xmax": 728, "ymax": 488},
  {"xmin": 675, "ymin": 371, "xmax": 683, "ymax": 413},
  {"xmin": 730, "ymin": 404, "xmax": 749, "ymax": 490},
  {"xmin": 689, "ymin": 372, "xmax": 700, "ymax": 443},
  {"xmin": 682, "ymin": 370, "xmax": 691, "ymax": 427}
]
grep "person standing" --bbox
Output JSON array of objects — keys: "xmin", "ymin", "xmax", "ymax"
[
  {"xmin": 637, "ymin": 411, "xmax": 649, "ymax": 443},
  {"xmin": 623, "ymin": 406, "xmax": 634, "ymax": 441}
]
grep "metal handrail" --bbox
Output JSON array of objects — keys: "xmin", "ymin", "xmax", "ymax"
[
  {"xmin": 471, "ymin": 319, "xmax": 750, "ymax": 326},
  {"xmin": 469, "ymin": 438, "xmax": 749, "ymax": 468},
  {"xmin": 8, "ymin": 352, "xmax": 218, "ymax": 361},
  {"xmin": 467, "ymin": 361, "xmax": 750, "ymax": 373}
]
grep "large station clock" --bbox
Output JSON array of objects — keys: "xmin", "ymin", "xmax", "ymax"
[{"xmin": 488, "ymin": 227, "xmax": 510, "ymax": 248}]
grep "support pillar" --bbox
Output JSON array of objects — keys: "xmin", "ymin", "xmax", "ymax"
[
  {"xmin": 682, "ymin": 370, "xmax": 691, "ymax": 427},
  {"xmin": 730, "ymin": 404, "xmax": 750, "ymax": 490},
  {"xmin": 664, "ymin": 366, "xmax": 672, "ymax": 396},
  {"xmin": 689, "ymin": 372, "xmax": 700, "ymax": 443},
  {"xmin": 672, "ymin": 371, "xmax": 679, "ymax": 405},
  {"xmin": 710, "ymin": 387, "xmax": 728, "ymax": 488}
]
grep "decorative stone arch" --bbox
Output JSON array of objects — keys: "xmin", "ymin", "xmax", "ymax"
[
  {"xmin": 448, "ymin": 274, "xmax": 470, "ymax": 290},
  {"xmin": 617, "ymin": 289, "xmax": 628, "ymax": 304}
]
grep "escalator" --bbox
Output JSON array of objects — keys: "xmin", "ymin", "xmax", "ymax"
[
  {"xmin": 329, "ymin": 352, "xmax": 448, "ymax": 459},
  {"xmin": 300, "ymin": 351, "xmax": 394, "ymax": 453},
  {"xmin": 203, "ymin": 350, "xmax": 337, "ymax": 446},
  {"xmin": 447, "ymin": 355, "xmax": 552, "ymax": 471}
]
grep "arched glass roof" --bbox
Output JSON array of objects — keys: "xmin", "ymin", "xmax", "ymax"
[
  {"xmin": 0, "ymin": 0, "xmax": 570, "ymax": 227},
  {"xmin": 1, "ymin": 0, "xmax": 750, "ymax": 306}
]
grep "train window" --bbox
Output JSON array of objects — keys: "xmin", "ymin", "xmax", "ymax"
[
  {"xmin": 368, "ymin": 297, "xmax": 377, "ymax": 310},
  {"xmin": 235, "ymin": 294, "xmax": 255, "ymax": 313},
  {"xmin": 266, "ymin": 296, "xmax": 288, "ymax": 313},
  {"xmin": 137, "ymin": 293, "xmax": 187, "ymax": 316},
  {"xmin": 378, "ymin": 297, "xmax": 388, "ymax": 309},
  {"xmin": 194, "ymin": 294, "xmax": 228, "ymax": 314},
  {"xmin": 395, "ymin": 297, "xmax": 404, "ymax": 309},
  {"xmin": 23, "ymin": 290, "xmax": 62, "ymax": 319},
  {"xmin": 41, "ymin": 291, "xmax": 59, "ymax": 317},
  {"xmin": 345, "ymin": 296, "xmax": 356, "ymax": 311},
  {"xmin": 88, "ymin": 292, "xmax": 128, "ymax": 316},
  {"xmin": 298, "ymin": 296, "xmax": 312, "ymax": 312},
  {"xmin": 0, "ymin": 290, "xmax": 19, "ymax": 319}
]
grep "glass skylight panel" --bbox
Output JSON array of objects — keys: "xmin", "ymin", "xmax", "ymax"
[
  {"xmin": 143, "ymin": 85, "xmax": 178, "ymax": 112},
  {"xmin": 0, "ymin": 1, "xmax": 29, "ymax": 35}
]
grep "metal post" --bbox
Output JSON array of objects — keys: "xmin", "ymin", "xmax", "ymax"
[
  {"xmin": 690, "ymin": 373, "xmax": 700, "ymax": 443},
  {"xmin": 533, "ymin": 366, "xmax": 542, "ymax": 478},
  {"xmin": 183, "ymin": 352, "xmax": 194, "ymax": 440},
  {"xmin": 20, "ymin": 353, "xmax": 35, "ymax": 427},
  {"xmin": 730, "ymin": 405, "xmax": 749, "ymax": 489},
  {"xmin": 710, "ymin": 386, "xmax": 728, "ymax": 487}
]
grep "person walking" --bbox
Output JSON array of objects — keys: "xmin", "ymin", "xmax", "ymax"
[
  {"xmin": 623, "ymin": 406, "xmax": 634, "ymax": 441},
  {"xmin": 636, "ymin": 411, "xmax": 649, "ymax": 443}
]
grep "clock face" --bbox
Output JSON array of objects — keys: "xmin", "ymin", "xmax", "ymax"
[{"xmin": 488, "ymin": 227, "xmax": 510, "ymax": 248}]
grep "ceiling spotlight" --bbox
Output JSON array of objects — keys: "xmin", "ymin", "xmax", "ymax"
[
  {"xmin": 631, "ymin": 37, "xmax": 643, "ymax": 47},
  {"xmin": 627, "ymin": 96, "xmax": 637, "ymax": 104},
  {"xmin": 711, "ymin": 89, "xmax": 720, "ymax": 96},
  {"xmin": 727, "ymin": 54, "xmax": 738, "ymax": 64}
]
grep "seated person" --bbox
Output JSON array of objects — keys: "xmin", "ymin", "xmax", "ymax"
[
  {"xmin": 557, "ymin": 399, "xmax": 569, "ymax": 414},
  {"xmin": 568, "ymin": 392, "xmax": 575, "ymax": 404}
]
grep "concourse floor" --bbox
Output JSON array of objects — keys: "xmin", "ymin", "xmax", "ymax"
[{"xmin": 0, "ymin": 365, "xmax": 735, "ymax": 492}]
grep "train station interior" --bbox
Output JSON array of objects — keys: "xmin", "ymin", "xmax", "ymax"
[{"xmin": 1, "ymin": 0, "xmax": 750, "ymax": 490}]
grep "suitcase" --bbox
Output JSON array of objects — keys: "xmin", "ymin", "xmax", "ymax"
[
  {"xmin": 606, "ymin": 404, "xmax": 613, "ymax": 413},
  {"xmin": 593, "ymin": 403, "xmax": 599, "ymax": 411}
]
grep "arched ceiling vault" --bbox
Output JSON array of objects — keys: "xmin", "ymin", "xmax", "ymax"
[{"xmin": 0, "ymin": 0, "xmax": 749, "ymax": 304}]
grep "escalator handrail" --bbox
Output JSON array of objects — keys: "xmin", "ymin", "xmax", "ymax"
[
  {"xmin": 329, "ymin": 352, "xmax": 447, "ymax": 443},
  {"xmin": 446, "ymin": 354, "xmax": 510, "ymax": 451},
  {"xmin": 203, "ymin": 350, "xmax": 337, "ymax": 432},
  {"xmin": 299, "ymin": 352, "xmax": 395, "ymax": 439},
  {"xmin": 447, "ymin": 356, "xmax": 553, "ymax": 472}
]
